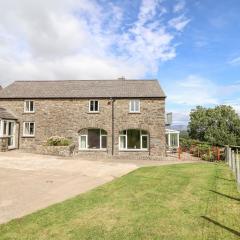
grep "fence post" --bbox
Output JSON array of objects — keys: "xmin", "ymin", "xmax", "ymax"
[
  {"xmin": 232, "ymin": 150, "xmax": 236, "ymax": 173},
  {"xmin": 228, "ymin": 147, "xmax": 232, "ymax": 168},
  {"xmin": 224, "ymin": 146, "xmax": 229, "ymax": 164},
  {"xmin": 236, "ymin": 149, "xmax": 240, "ymax": 191},
  {"xmin": 178, "ymin": 147, "xmax": 181, "ymax": 160},
  {"xmin": 217, "ymin": 147, "xmax": 220, "ymax": 161}
]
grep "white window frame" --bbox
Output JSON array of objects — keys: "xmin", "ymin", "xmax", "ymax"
[
  {"xmin": 79, "ymin": 129, "xmax": 107, "ymax": 150},
  {"xmin": 24, "ymin": 100, "xmax": 35, "ymax": 113},
  {"xmin": 129, "ymin": 100, "xmax": 140, "ymax": 113},
  {"xmin": 79, "ymin": 135, "xmax": 88, "ymax": 150},
  {"xmin": 119, "ymin": 129, "xmax": 148, "ymax": 151},
  {"xmin": 23, "ymin": 122, "xmax": 35, "ymax": 137},
  {"xmin": 0, "ymin": 120, "xmax": 16, "ymax": 149},
  {"xmin": 89, "ymin": 100, "xmax": 99, "ymax": 113}
]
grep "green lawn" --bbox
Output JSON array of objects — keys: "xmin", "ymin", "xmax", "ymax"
[{"xmin": 0, "ymin": 163, "xmax": 240, "ymax": 240}]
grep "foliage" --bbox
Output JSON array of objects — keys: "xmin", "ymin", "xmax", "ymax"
[
  {"xmin": 180, "ymin": 138, "xmax": 224, "ymax": 161},
  {"xmin": 179, "ymin": 130, "xmax": 189, "ymax": 139},
  {"xmin": 47, "ymin": 136, "xmax": 71, "ymax": 146},
  {"xmin": 0, "ymin": 164, "xmax": 239, "ymax": 240},
  {"xmin": 188, "ymin": 105, "xmax": 240, "ymax": 146}
]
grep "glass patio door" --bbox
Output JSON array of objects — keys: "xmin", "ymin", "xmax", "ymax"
[{"xmin": 2, "ymin": 120, "xmax": 16, "ymax": 149}]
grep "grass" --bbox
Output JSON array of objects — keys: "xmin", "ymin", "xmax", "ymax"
[{"xmin": 0, "ymin": 163, "xmax": 240, "ymax": 240}]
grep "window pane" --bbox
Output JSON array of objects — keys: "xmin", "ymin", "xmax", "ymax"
[
  {"xmin": 25, "ymin": 101, "xmax": 29, "ymax": 111},
  {"xmin": 101, "ymin": 129, "xmax": 107, "ymax": 135},
  {"xmin": 3, "ymin": 121, "xmax": 7, "ymax": 135},
  {"xmin": 127, "ymin": 129, "xmax": 140, "ymax": 149},
  {"xmin": 142, "ymin": 135, "xmax": 148, "ymax": 149},
  {"xmin": 120, "ymin": 136, "xmax": 126, "ymax": 149},
  {"xmin": 90, "ymin": 101, "xmax": 94, "ymax": 111},
  {"xmin": 120, "ymin": 130, "xmax": 126, "ymax": 135},
  {"xmin": 171, "ymin": 134, "xmax": 177, "ymax": 147},
  {"xmin": 30, "ymin": 101, "xmax": 34, "ymax": 111},
  {"xmin": 88, "ymin": 129, "xmax": 100, "ymax": 148},
  {"xmin": 135, "ymin": 100, "xmax": 140, "ymax": 111},
  {"xmin": 8, "ymin": 122, "xmax": 14, "ymax": 135},
  {"xmin": 30, "ymin": 123, "xmax": 35, "ymax": 135},
  {"xmin": 95, "ymin": 101, "xmax": 99, "ymax": 111},
  {"xmin": 25, "ymin": 123, "xmax": 29, "ymax": 135},
  {"xmin": 130, "ymin": 101, "xmax": 134, "ymax": 112},
  {"xmin": 80, "ymin": 136, "xmax": 87, "ymax": 149},
  {"xmin": 101, "ymin": 135, "xmax": 107, "ymax": 148}
]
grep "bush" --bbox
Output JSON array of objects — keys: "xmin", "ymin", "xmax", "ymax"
[{"xmin": 47, "ymin": 136, "xmax": 71, "ymax": 146}]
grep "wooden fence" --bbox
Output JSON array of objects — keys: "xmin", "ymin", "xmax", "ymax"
[{"xmin": 225, "ymin": 146, "xmax": 240, "ymax": 191}]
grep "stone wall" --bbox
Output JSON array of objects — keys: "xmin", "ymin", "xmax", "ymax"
[
  {"xmin": 34, "ymin": 145, "xmax": 75, "ymax": 157},
  {"xmin": 0, "ymin": 137, "xmax": 8, "ymax": 152},
  {"xmin": 0, "ymin": 98, "xmax": 166, "ymax": 159}
]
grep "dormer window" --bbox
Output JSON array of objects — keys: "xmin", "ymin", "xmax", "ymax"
[
  {"xmin": 89, "ymin": 100, "xmax": 99, "ymax": 112},
  {"xmin": 24, "ymin": 100, "xmax": 34, "ymax": 113},
  {"xmin": 129, "ymin": 100, "xmax": 140, "ymax": 113}
]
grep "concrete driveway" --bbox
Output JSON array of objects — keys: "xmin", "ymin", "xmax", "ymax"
[{"xmin": 0, "ymin": 151, "xmax": 197, "ymax": 224}]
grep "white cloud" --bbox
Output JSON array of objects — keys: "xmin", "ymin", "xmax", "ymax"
[
  {"xmin": 167, "ymin": 75, "xmax": 219, "ymax": 106},
  {"xmin": 166, "ymin": 75, "xmax": 240, "ymax": 125},
  {"xmin": 173, "ymin": 0, "xmax": 186, "ymax": 13},
  {"xmin": 0, "ymin": 0, "xmax": 190, "ymax": 86},
  {"xmin": 168, "ymin": 15, "xmax": 190, "ymax": 31},
  {"xmin": 228, "ymin": 56, "xmax": 240, "ymax": 66}
]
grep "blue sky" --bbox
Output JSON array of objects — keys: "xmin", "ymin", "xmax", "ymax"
[{"xmin": 0, "ymin": 0, "xmax": 239, "ymax": 124}]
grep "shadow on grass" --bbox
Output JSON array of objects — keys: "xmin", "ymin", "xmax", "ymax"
[
  {"xmin": 201, "ymin": 216, "xmax": 240, "ymax": 237},
  {"xmin": 216, "ymin": 177, "xmax": 235, "ymax": 182},
  {"xmin": 210, "ymin": 190, "xmax": 240, "ymax": 202}
]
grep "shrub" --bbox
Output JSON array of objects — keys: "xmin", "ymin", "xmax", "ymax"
[{"xmin": 47, "ymin": 136, "xmax": 71, "ymax": 146}]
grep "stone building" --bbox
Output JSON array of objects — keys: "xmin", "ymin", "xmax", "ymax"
[{"xmin": 0, "ymin": 79, "xmax": 166, "ymax": 159}]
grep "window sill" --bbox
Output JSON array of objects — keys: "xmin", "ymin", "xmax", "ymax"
[
  {"xmin": 23, "ymin": 112, "xmax": 35, "ymax": 114},
  {"xmin": 79, "ymin": 149, "xmax": 107, "ymax": 152},
  {"xmin": 128, "ymin": 112, "xmax": 141, "ymax": 114},
  {"xmin": 119, "ymin": 149, "xmax": 148, "ymax": 152},
  {"xmin": 88, "ymin": 111, "xmax": 100, "ymax": 114},
  {"xmin": 22, "ymin": 135, "xmax": 35, "ymax": 138}
]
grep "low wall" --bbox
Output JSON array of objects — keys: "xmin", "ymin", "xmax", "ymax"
[{"xmin": 35, "ymin": 144, "xmax": 75, "ymax": 157}]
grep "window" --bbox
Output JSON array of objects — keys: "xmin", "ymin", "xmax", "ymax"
[
  {"xmin": 129, "ymin": 100, "xmax": 140, "ymax": 113},
  {"xmin": 119, "ymin": 129, "xmax": 148, "ymax": 150},
  {"xmin": 79, "ymin": 129, "xmax": 107, "ymax": 150},
  {"xmin": 89, "ymin": 100, "xmax": 99, "ymax": 112},
  {"xmin": 23, "ymin": 122, "xmax": 35, "ymax": 137},
  {"xmin": 170, "ymin": 134, "xmax": 178, "ymax": 147},
  {"xmin": 24, "ymin": 100, "xmax": 34, "ymax": 113},
  {"xmin": 3, "ymin": 120, "xmax": 7, "ymax": 135}
]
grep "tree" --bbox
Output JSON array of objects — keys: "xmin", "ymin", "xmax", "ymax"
[{"xmin": 188, "ymin": 105, "xmax": 240, "ymax": 146}]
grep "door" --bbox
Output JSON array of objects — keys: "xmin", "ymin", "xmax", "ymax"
[
  {"xmin": 3, "ymin": 120, "xmax": 16, "ymax": 149},
  {"xmin": 8, "ymin": 121, "xmax": 15, "ymax": 149}
]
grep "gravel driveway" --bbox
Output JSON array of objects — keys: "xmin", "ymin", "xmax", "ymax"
[{"xmin": 0, "ymin": 151, "xmax": 197, "ymax": 224}]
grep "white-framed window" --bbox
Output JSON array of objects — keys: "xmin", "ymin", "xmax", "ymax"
[
  {"xmin": 23, "ymin": 122, "xmax": 35, "ymax": 137},
  {"xmin": 129, "ymin": 100, "xmax": 140, "ymax": 113},
  {"xmin": 0, "ymin": 120, "xmax": 16, "ymax": 148},
  {"xmin": 79, "ymin": 129, "xmax": 107, "ymax": 150},
  {"xmin": 119, "ymin": 129, "xmax": 148, "ymax": 150},
  {"xmin": 89, "ymin": 100, "xmax": 99, "ymax": 112},
  {"xmin": 24, "ymin": 100, "xmax": 35, "ymax": 113}
]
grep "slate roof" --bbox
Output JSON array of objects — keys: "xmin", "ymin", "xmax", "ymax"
[
  {"xmin": 0, "ymin": 80, "xmax": 166, "ymax": 99},
  {"xmin": 0, "ymin": 108, "xmax": 17, "ymax": 120}
]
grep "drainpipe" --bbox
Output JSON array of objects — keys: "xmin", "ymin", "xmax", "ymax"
[
  {"xmin": 111, "ymin": 98, "xmax": 115, "ymax": 155},
  {"xmin": 17, "ymin": 121, "xmax": 20, "ymax": 149}
]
